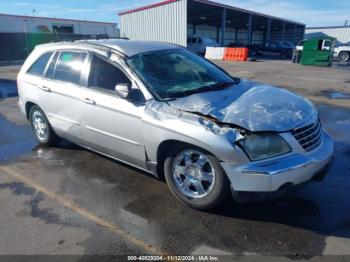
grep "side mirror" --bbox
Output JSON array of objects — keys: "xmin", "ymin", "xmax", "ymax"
[{"xmin": 115, "ymin": 83, "xmax": 131, "ymax": 99}]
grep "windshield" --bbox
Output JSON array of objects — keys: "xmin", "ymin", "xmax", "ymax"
[
  {"xmin": 278, "ymin": 41, "xmax": 289, "ymax": 48},
  {"xmin": 283, "ymin": 41, "xmax": 294, "ymax": 48},
  {"xmin": 205, "ymin": 38, "xmax": 218, "ymax": 45},
  {"xmin": 126, "ymin": 48, "xmax": 237, "ymax": 100}
]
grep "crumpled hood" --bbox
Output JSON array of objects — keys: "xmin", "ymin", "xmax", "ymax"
[{"xmin": 167, "ymin": 80, "xmax": 317, "ymax": 132}]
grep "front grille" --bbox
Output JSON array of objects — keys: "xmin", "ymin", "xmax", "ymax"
[{"xmin": 291, "ymin": 118, "xmax": 323, "ymax": 152}]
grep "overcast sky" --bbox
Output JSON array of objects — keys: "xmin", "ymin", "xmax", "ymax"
[{"xmin": 0, "ymin": 0, "xmax": 349, "ymax": 27}]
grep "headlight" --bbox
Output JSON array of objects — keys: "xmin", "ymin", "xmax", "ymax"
[{"xmin": 237, "ymin": 133, "xmax": 291, "ymax": 161}]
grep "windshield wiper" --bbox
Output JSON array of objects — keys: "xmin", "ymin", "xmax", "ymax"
[
  {"xmin": 184, "ymin": 81, "xmax": 236, "ymax": 95},
  {"xmin": 204, "ymin": 81, "xmax": 236, "ymax": 90},
  {"xmin": 163, "ymin": 81, "xmax": 238, "ymax": 100}
]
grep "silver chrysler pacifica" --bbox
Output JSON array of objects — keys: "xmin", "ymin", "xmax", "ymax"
[{"xmin": 17, "ymin": 40, "xmax": 333, "ymax": 210}]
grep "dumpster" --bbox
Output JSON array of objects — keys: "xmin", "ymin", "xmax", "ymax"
[{"xmin": 300, "ymin": 37, "xmax": 336, "ymax": 66}]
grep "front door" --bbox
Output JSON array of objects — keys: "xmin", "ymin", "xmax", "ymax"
[{"xmin": 81, "ymin": 53, "xmax": 146, "ymax": 168}]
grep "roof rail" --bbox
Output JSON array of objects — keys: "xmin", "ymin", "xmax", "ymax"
[{"xmin": 71, "ymin": 41, "xmax": 126, "ymax": 57}]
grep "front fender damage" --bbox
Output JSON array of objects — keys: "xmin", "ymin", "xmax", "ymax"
[{"xmin": 145, "ymin": 100, "xmax": 245, "ymax": 144}]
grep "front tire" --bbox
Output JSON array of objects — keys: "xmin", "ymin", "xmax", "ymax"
[
  {"xmin": 29, "ymin": 105, "xmax": 59, "ymax": 146},
  {"xmin": 338, "ymin": 51, "xmax": 350, "ymax": 62},
  {"xmin": 164, "ymin": 144, "xmax": 229, "ymax": 210}
]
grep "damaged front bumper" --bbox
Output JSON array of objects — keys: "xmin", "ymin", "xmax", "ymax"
[{"xmin": 221, "ymin": 131, "xmax": 333, "ymax": 202}]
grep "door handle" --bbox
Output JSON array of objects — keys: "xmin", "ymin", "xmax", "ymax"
[
  {"xmin": 38, "ymin": 85, "xmax": 51, "ymax": 92},
  {"xmin": 83, "ymin": 98, "xmax": 96, "ymax": 105}
]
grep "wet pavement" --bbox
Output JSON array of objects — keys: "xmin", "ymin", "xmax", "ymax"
[
  {"xmin": 1, "ymin": 63, "xmax": 350, "ymax": 258},
  {"xmin": 1, "ymin": 98, "xmax": 350, "ymax": 258},
  {"xmin": 0, "ymin": 79, "xmax": 17, "ymax": 99},
  {"xmin": 321, "ymin": 90, "xmax": 350, "ymax": 100}
]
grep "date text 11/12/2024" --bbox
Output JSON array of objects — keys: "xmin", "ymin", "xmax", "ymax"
[{"xmin": 127, "ymin": 255, "xmax": 220, "ymax": 261}]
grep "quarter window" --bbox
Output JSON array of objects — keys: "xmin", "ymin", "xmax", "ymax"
[
  {"xmin": 27, "ymin": 52, "xmax": 53, "ymax": 76},
  {"xmin": 53, "ymin": 51, "xmax": 87, "ymax": 85},
  {"xmin": 88, "ymin": 55, "xmax": 131, "ymax": 91},
  {"xmin": 46, "ymin": 52, "xmax": 59, "ymax": 79}
]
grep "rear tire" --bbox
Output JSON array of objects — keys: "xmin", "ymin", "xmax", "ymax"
[
  {"xmin": 281, "ymin": 52, "xmax": 288, "ymax": 59},
  {"xmin": 338, "ymin": 51, "xmax": 350, "ymax": 62},
  {"xmin": 164, "ymin": 144, "xmax": 229, "ymax": 210},
  {"xmin": 29, "ymin": 105, "xmax": 59, "ymax": 146}
]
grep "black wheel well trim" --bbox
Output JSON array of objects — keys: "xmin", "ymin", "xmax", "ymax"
[
  {"xmin": 25, "ymin": 101, "xmax": 37, "ymax": 119},
  {"xmin": 155, "ymin": 139, "xmax": 217, "ymax": 181}
]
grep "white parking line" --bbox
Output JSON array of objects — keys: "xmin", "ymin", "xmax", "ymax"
[{"xmin": 0, "ymin": 165, "xmax": 166, "ymax": 256}]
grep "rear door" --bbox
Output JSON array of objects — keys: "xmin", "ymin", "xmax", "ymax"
[
  {"xmin": 41, "ymin": 50, "xmax": 89, "ymax": 143},
  {"xmin": 81, "ymin": 53, "xmax": 147, "ymax": 168},
  {"xmin": 20, "ymin": 51, "xmax": 55, "ymax": 113}
]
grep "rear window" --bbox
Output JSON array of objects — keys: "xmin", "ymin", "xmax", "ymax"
[
  {"xmin": 53, "ymin": 51, "xmax": 87, "ymax": 85},
  {"xmin": 27, "ymin": 52, "xmax": 53, "ymax": 76}
]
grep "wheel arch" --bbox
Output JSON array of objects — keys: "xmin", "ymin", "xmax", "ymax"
[
  {"xmin": 338, "ymin": 51, "xmax": 350, "ymax": 61},
  {"xmin": 155, "ymin": 139, "xmax": 216, "ymax": 181},
  {"xmin": 25, "ymin": 101, "xmax": 37, "ymax": 119}
]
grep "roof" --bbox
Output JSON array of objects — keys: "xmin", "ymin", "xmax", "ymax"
[
  {"xmin": 306, "ymin": 26, "xmax": 350, "ymax": 30},
  {"xmin": 82, "ymin": 39, "xmax": 179, "ymax": 56},
  {"xmin": 118, "ymin": 0, "xmax": 305, "ymax": 26},
  {"xmin": 119, "ymin": 0, "xmax": 179, "ymax": 16},
  {"xmin": 192, "ymin": 0, "xmax": 305, "ymax": 26},
  {"xmin": 41, "ymin": 39, "xmax": 180, "ymax": 57},
  {"xmin": 0, "ymin": 13, "xmax": 117, "ymax": 26}
]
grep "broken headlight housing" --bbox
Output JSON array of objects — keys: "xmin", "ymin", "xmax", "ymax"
[{"xmin": 237, "ymin": 133, "xmax": 291, "ymax": 161}]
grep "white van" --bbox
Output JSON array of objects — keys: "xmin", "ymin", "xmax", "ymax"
[{"xmin": 187, "ymin": 35, "xmax": 219, "ymax": 55}]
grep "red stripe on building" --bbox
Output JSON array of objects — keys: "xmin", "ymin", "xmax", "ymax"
[{"xmin": 118, "ymin": 0, "xmax": 180, "ymax": 16}]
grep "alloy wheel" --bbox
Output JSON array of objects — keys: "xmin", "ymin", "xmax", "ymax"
[
  {"xmin": 32, "ymin": 111, "xmax": 48, "ymax": 142},
  {"xmin": 339, "ymin": 52, "xmax": 350, "ymax": 62},
  {"xmin": 172, "ymin": 150, "xmax": 215, "ymax": 199}
]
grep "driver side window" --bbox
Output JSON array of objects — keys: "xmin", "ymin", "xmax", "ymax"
[
  {"xmin": 88, "ymin": 54, "xmax": 131, "ymax": 92},
  {"xmin": 88, "ymin": 54, "xmax": 145, "ymax": 102},
  {"xmin": 271, "ymin": 42, "xmax": 278, "ymax": 48}
]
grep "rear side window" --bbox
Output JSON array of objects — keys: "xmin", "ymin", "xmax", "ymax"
[
  {"xmin": 53, "ymin": 51, "xmax": 87, "ymax": 85},
  {"xmin": 27, "ymin": 52, "xmax": 53, "ymax": 76},
  {"xmin": 46, "ymin": 52, "xmax": 59, "ymax": 79},
  {"xmin": 88, "ymin": 55, "xmax": 130, "ymax": 92}
]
